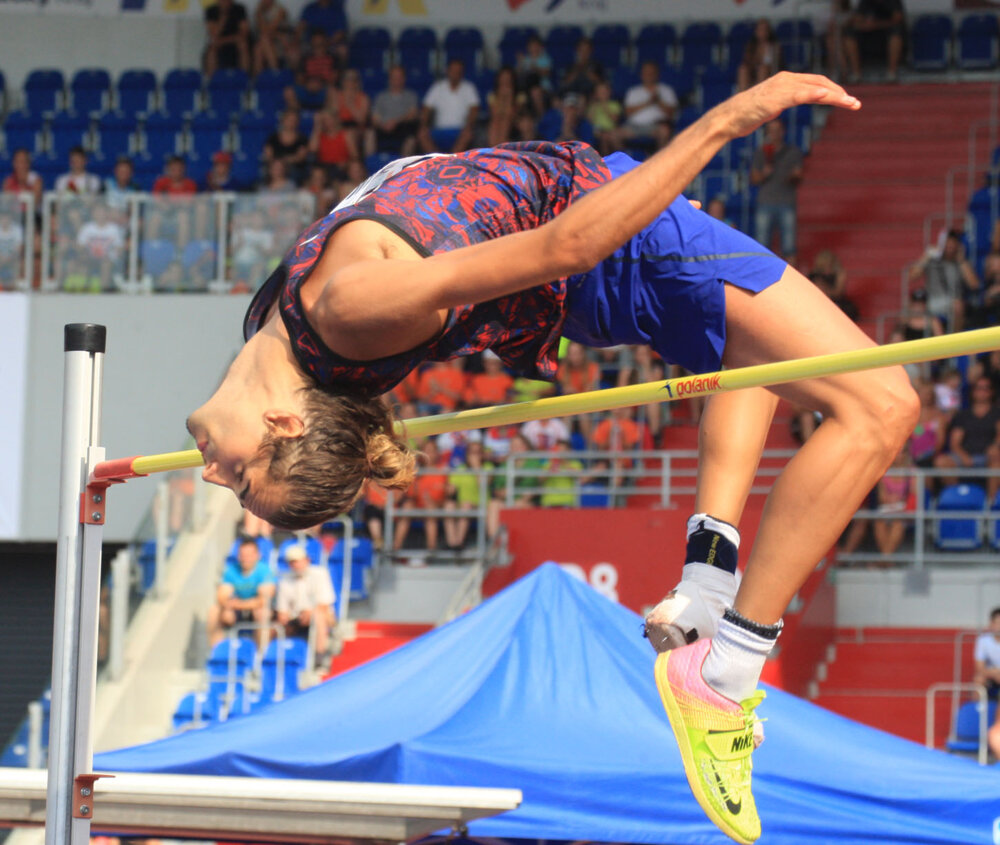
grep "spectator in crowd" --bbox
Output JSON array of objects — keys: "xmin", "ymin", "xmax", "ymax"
[
  {"xmin": 973, "ymin": 607, "xmax": 1000, "ymax": 759},
  {"xmin": 465, "ymin": 351, "xmax": 514, "ymax": 408},
  {"xmin": 76, "ymin": 203, "xmax": 125, "ymax": 287},
  {"xmin": 203, "ymin": 150, "xmax": 242, "ymax": 191},
  {"xmin": 909, "ymin": 230, "xmax": 980, "ymax": 331},
  {"xmin": 896, "ymin": 289, "xmax": 943, "ymax": 384},
  {"xmin": 204, "ymin": 0, "xmax": 251, "ymax": 76},
  {"xmin": 418, "ymin": 359, "xmax": 467, "ymax": 414},
  {"xmin": 275, "ymin": 544, "xmax": 335, "ymax": 659},
  {"xmin": 486, "ymin": 67, "xmax": 522, "ymax": 147},
  {"xmin": 493, "ymin": 433, "xmax": 543, "ymax": 507},
  {"xmin": 261, "ymin": 158, "xmax": 297, "ymax": 195},
  {"xmin": 231, "ymin": 208, "xmax": 275, "ymax": 290},
  {"xmin": 207, "ymin": 537, "xmax": 275, "ymax": 647},
  {"xmin": 288, "ymin": 29, "xmax": 339, "ymax": 111},
  {"xmin": 264, "ymin": 111, "xmax": 309, "ymax": 181},
  {"xmin": 750, "ymin": 118, "xmax": 803, "ymax": 263},
  {"xmin": 305, "ymin": 164, "xmax": 337, "ymax": 216},
  {"xmin": 443, "ymin": 440, "xmax": 497, "ymax": 547},
  {"xmin": 104, "ymin": 156, "xmax": 138, "ymax": 214},
  {"xmin": 2, "ymin": 149, "xmax": 43, "ymax": 210},
  {"xmin": 538, "ymin": 439, "xmax": 584, "ymax": 507},
  {"xmin": 617, "ymin": 345, "xmax": 667, "ymax": 440},
  {"xmin": 418, "ymin": 59, "xmax": 480, "ymax": 154},
  {"xmin": 587, "ymin": 80, "xmax": 623, "ymax": 155},
  {"xmin": 252, "ymin": 0, "xmax": 292, "ymax": 75},
  {"xmin": 521, "ymin": 415, "xmax": 571, "ymax": 451},
  {"xmin": 516, "ymin": 34, "xmax": 553, "ymax": 93},
  {"xmin": 327, "ymin": 68, "xmax": 371, "ymax": 133},
  {"xmin": 934, "ymin": 366, "xmax": 963, "ymax": 414},
  {"xmin": 842, "ymin": 0, "xmax": 905, "ymax": 83},
  {"xmin": 309, "ymin": 109, "xmax": 357, "ymax": 180},
  {"xmin": 152, "ymin": 155, "xmax": 198, "ymax": 195},
  {"xmin": 368, "ymin": 65, "xmax": 420, "ymax": 157},
  {"xmin": 620, "ymin": 61, "xmax": 677, "ymax": 151},
  {"xmin": 872, "ymin": 448, "xmax": 911, "ymax": 558},
  {"xmin": 296, "ymin": 0, "xmax": 347, "ymax": 64},
  {"xmin": 934, "ymin": 376, "xmax": 1000, "ymax": 497},
  {"xmin": 55, "ymin": 147, "xmax": 100, "ymax": 196},
  {"xmin": 982, "ymin": 247, "xmax": 1000, "ymax": 325},
  {"xmin": 810, "ymin": 248, "xmax": 848, "ymax": 299},
  {"xmin": 558, "ymin": 341, "xmax": 600, "ymax": 395},
  {"xmin": 591, "ymin": 405, "xmax": 643, "ymax": 454},
  {"xmin": 738, "ymin": 18, "xmax": 782, "ymax": 92},
  {"xmin": 334, "ymin": 157, "xmax": 367, "ymax": 200},
  {"xmin": 560, "ymin": 36, "xmax": 603, "ymax": 99},
  {"xmin": 436, "ymin": 426, "xmax": 482, "ymax": 464},
  {"xmin": 705, "ymin": 196, "xmax": 733, "ymax": 227},
  {"xmin": 396, "ymin": 438, "xmax": 449, "ymax": 550},
  {"xmin": 0, "ymin": 209, "xmax": 24, "ymax": 289},
  {"xmin": 909, "ymin": 378, "xmax": 948, "ymax": 468},
  {"xmin": 540, "ymin": 92, "xmax": 594, "ymax": 146}
]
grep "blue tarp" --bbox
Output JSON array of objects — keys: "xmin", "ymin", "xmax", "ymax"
[{"xmin": 97, "ymin": 564, "xmax": 1000, "ymax": 844}]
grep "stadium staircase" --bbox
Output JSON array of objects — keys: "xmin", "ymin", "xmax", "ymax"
[
  {"xmin": 798, "ymin": 82, "xmax": 995, "ymax": 330},
  {"xmin": 811, "ymin": 626, "xmax": 976, "ymax": 745},
  {"xmin": 322, "ymin": 621, "xmax": 432, "ymax": 678}
]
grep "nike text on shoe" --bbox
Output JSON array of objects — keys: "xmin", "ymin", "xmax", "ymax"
[{"xmin": 654, "ymin": 638, "xmax": 764, "ymax": 845}]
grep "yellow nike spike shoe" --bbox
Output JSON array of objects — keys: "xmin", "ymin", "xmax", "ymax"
[{"xmin": 654, "ymin": 639, "xmax": 764, "ymax": 845}]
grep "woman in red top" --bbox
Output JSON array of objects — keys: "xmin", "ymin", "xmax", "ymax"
[
  {"xmin": 2, "ymin": 149, "xmax": 43, "ymax": 209},
  {"xmin": 309, "ymin": 110, "xmax": 357, "ymax": 178},
  {"xmin": 325, "ymin": 69, "xmax": 371, "ymax": 130}
]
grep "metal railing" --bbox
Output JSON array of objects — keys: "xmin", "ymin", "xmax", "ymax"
[
  {"xmin": 926, "ymin": 681, "xmax": 990, "ymax": 765},
  {"xmin": 0, "ymin": 191, "xmax": 35, "ymax": 291}
]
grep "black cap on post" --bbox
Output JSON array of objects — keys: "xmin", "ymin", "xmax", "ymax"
[{"xmin": 64, "ymin": 324, "xmax": 107, "ymax": 354}]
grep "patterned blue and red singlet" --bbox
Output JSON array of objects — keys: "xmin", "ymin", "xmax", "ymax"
[{"xmin": 244, "ymin": 141, "xmax": 611, "ymax": 397}]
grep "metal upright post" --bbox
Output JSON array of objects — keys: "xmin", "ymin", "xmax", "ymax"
[{"xmin": 47, "ymin": 323, "xmax": 107, "ymax": 845}]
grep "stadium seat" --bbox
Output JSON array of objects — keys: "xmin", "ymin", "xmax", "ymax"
[
  {"xmin": 775, "ymin": 19, "xmax": 814, "ymax": 72},
  {"xmin": 49, "ymin": 111, "xmax": 92, "ymax": 160},
  {"xmin": 934, "ymin": 483, "xmax": 987, "ymax": 550},
  {"xmin": 189, "ymin": 110, "xmax": 231, "ymax": 160},
  {"xmin": 397, "ymin": 26, "xmax": 438, "ymax": 76},
  {"xmin": 402, "ymin": 65, "xmax": 434, "ymax": 99},
  {"xmin": 206, "ymin": 69, "xmax": 249, "ymax": 117},
  {"xmin": 661, "ymin": 65, "xmax": 695, "ymax": 102},
  {"xmin": 910, "ymin": 15, "xmax": 953, "ymax": 71},
  {"xmin": 444, "ymin": 27, "xmax": 485, "ymax": 74},
  {"xmin": 349, "ymin": 26, "xmax": 392, "ymax": 71},
  {"xmin": 207, "ymin": 637, "xmax": 256, "ymax": 707},
  {"xmin": 365, "ymin": 151, "xmax": 396, "ymax": 176},
  {"xmin": 235, "ymin": 110, "xmax": 273, "ymax": 160},
  {"xmin": 70, "ymin": 69, "xmax": 111, "ymax": 116},
  {"xmin": 990, "ymin": 489, "xmax": 1000, "ymax": 550},
  {"xmin": 681, "ymin": 22, "xmax": 723, "ymax": 71},
  {"xmin": 3, "ymin": 111, "xmax": 44, "ymax": 154},
  {"xmin": 0, "ymin": 71, "xmax": 6, "ymax": 115},
  {"xmin": 726, "ymin": 20, "xmax": 755, "ymax": 72},
  {"xmin": 360, "ymin": 66, "xmax": 388, "ymax": 100},
  {"xmin": 140, "ymin": 238, "xmax": 177, "ymax": 276},
  {"xmin": 591, "ymin": 24, "xmax": 630, "ymax": 69},
  {"xmin": 0, "ymin": 722, "xmax": 30, "ymax": 767},
  {"xmin": 473, "ymin": 68, "xmax": 495, "ymax": 102},
  {"xmin": 635, "ymin": 24, "xmax": 676, "ymax": 69},
  {"xmin": 117, "ymin": 69, "xmax": 157, "ymax": 117},
  {"xmin": 580, "ymin": 483, "xmax": 611, "ymax": 508},
  {"xmin": 253, "ymin": 68, "xmax": 293, "ymax": 116},
  {"xmin": 329, "ymin": 537, "xmax": 375, "ymax": 603},
  {"xmin": 957, "ymin": 14, "xmax": 999, "ymax": 70},
  {"xmin": 945, "ymin": 699, "xmax": 998, "ymax": 754},
  {"xmin": 142, "ymin": 112, "xmax": 183, "ymax": 160},
  {"xmin": 229, "ymin": 151, "xmax": 259, "ymax": 189},
  {"xmin": 498, "ymin": 25, "xmax": 539, "ymax": 68},
  {"xmin": 172, "ymin": 691, "xmax": 219, "ymax": 731},
  {"xmin": 259, "ymin": 637, "xmax": 308, "ymax": 703},
  {"xmin": 24, "ymin": 69, "xmax": 65, "ymax": 115},
  {"xmin": 162, "ymin": 68, "xmax": 203, "ymax": 117},
  {"xmin": 96, "ymin": 111, "xmax": 137, "ymax": 159},
  {"xmin": 32, "ymin": 154, "xmax": 63, "ymax": 190},
  {"xmin": 698, "ymin": 68, "xmax": 734, "ymax": 111},
  {"xmin": 610, "ymin": 66, "xmax": 638, "ymax": 100},
  {"xmin": 546, "ymin": 25, "xmax": 585, "ymax": 72}
]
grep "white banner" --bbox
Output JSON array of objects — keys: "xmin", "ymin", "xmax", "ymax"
[{"xmin": 0, "ymin": 294, "xmax": 29, "ymax": 540}]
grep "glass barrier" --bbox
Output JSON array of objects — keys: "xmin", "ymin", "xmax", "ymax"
[
  {"xmin": 43, "ymin": 194, "xmax": 129, "ymax": 292},
  {"xmin": 139, "ymin": 194, "xmax": 221, "ymax": 292},
  {"xmin": 228, "ymin": 192, "xmax": 313, "ymax": 293},
  {"xmin": 0, "ymin": 191, "xmax": 34, "ymax": 291}
]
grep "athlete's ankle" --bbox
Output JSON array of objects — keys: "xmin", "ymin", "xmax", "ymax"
[
  {"xmin": 702, "ymin": 608, "xmax": 782, "ymax": 703},
  {"xmin": 685, "ymin": 513, "xmax": 740, "ymax": 575}
]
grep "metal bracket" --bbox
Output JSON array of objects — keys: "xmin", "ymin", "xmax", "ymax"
[
  {"xmin": 79, "ymin": 455, "xmax": 145, "ymax": 525},
  {"xmin": 72, "ymin": 773, "xmax": 114, "ymax": 819}
]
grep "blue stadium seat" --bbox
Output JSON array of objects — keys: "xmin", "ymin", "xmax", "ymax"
[
  {"xmin": 636, "ymin": 24, "xmax": 676, "ymax": 69},
  {"xmin": 934, "ymin": 483, "xmax": 987, "ymax": 550},
  {"xmin": 32, "ymin": 154, "xmax": 63, "ymax": 190},
  {"xmin": 402, "ymin": 65, "xmax": 434, "ymax": 99},
  {"xmin": 591, "ymin": 24, "xmax": 630, "ymax": 69},
  {"xmin": 162, "ymin": 68, "xmax": 203, "ymax": 117},
  {"xmin": 699, "ymin": 67, "xmax": 734, "ymax": 111},
  {"xmin": 140, "ymin": 238, "xmax": 177, "ymax": 275},
  {"xmin": 70, "ymin": 69, "xmax": 111, "ymax": 116},
  {"xmin": 681, "ymin": 22, "xmax": 723, "ymax": 71},
  {"xmin": 545, "ymin": 25, "xmax": 584, "ymax": 72},
  {"xmin": 498, "ymin": 25, "xmax": 539, "ymax": 68},
  {"xmin": 365, "ymin": 151, "xmax": 396, "ymax": 176},
  {"xmin": 259, "ymin": 637, "xmax": 308, "ymax": 703},
  {"xmin": 579, "ymin": 483, "xmax": 610, "ymax": 508},
  {"xmin": 207, "ymin": 637, "xmax": 257, "ymax": 704},
  {"xmin": 444, "ymin": 27, "xmax": 485, "ymax": 74},
  {"xmin": 775, "ymin": 19, "xmax": 814, "ymax": 72},
  {"xmin": 609, "ymin": 66, "xmax": 638, "ymax": 100},
  {"xmin": 990, "ymin": 489, "xmax": 1000, "ymax": 550},
  {"xmin": 24, "ymin": 69, "xmax": 65, "ymax": 115},
  {"xmin": 3, "ymin": 111, "xmax": 44, "ymax": 154},
  {"xmin": 117, "ymin": 69, "xmax": 157, "ymax": 117},
  {"xmin": 945, "ymin": 699, "xmax": 998, "ymax": 754},
  {"xmin": 674, "ymin": 104, "xmax": 702, "ymax": 132},
  {"xmin": 96, "ymin": 111, "xmax": 137, "ymax": 159},
  {"xmin": 172, "ymin": 691, "xmax": 219, "ymax": 731},
  {"xmin": 253, "ymin": 68, "xmax": 293, "ymax": 116},
  {"xmin": 189, "ymin": 110, "xmax": 231, "ymax": 160},
  {"xmin": 910, "ymin": 15, "xmax": 953, "ymax": 71},
  {"xmin": 360, "ymin": 66, "xmax": 388, "ymax": 100},
  {"xmin": 142, "ymin": 112, "xmax": 183, "ymax": 160},
  {"xmin": 968, "ymin": 186, "xmax": 996, "ymax": 270},
  {"xmin": 349, "ymin": 26, "xmax": 392, "ymax": 71},
  {"xmin": 0, "ymin": 71, "xmax": 6, "ymax": 115},
  {"xmin": 49, "ymin": 111, "xmax": 92, "ymax": 160},
  {"xmin": 329, "ymin": 537, "xmax": 374, "ymax": 602},
  {"xmin": 207, "ymin": 68, "xmax": 249, "ymax": 117},
  {"xmin": 661, "ymin": 65, "xmax": 695, "ymax": 101},
  {"xmin": 235, "ymin": 110, "xmax": 273, "ymax": 160},
  {"xmin": 957, "ymin": 14, "xmax": 999, "ymax": 70},
  {"xmin": 474, "ymin": 68, "xmax": 495, "ymax": 102},
  {"xmin": 726, "ymin": 20, "xmax": 755, "ymax": 71},
  {"xmin": 397, "ymin": 26, "xmax": 438, "ymax": 76},
  {"xmin": 229, "ymin": 151, "xmax": 259, "ymax": 189},
  {"xmin": 0, "ymin": 722, "xmax": 30, "ymax": 767}
]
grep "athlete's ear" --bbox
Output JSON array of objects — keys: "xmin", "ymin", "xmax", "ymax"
[{"xmin": 263, "ymin": 410, "xmax": 305, "ymax": 440}]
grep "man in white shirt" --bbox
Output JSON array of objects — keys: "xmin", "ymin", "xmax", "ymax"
[
  {"xmin": 77, "ymin": 203, "xmax": 125, "ymax": 285},
  {"xmin": 418, "ymin": 58, "xmax": 480, "ymax": 154},
  {"xmin": 276, "ymin": 544, "xmax": 336, "ymax": 658},
  {"xmin": 621, "ymin": 61, "xmax": 678, "ymax": 151},
  {"xmin": 521, "ymin": 417, "xmax": 571, "ymax": 451},
  {"xmin": 974, "ymin": 606, "xmax": 1000, "ymax": 758},
  {"xmin": 55, "ymin": 147, "xmax": 101, "ymax": 196}
]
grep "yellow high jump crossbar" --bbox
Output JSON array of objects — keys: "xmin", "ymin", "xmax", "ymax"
[{"xmin": 101, "ymin": 326, "xmax": 1000, "ymax": 478}]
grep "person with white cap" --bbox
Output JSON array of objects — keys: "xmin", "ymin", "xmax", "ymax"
[{"xmin": 276, "ymin": 544, "xmax": 336, "ymax": 660}]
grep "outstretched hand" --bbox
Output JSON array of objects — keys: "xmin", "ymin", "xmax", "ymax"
[{"xmin": 719, "ymin": 72, "xmax": 861, "ymax": 139}]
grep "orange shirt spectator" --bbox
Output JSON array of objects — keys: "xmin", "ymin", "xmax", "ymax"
[
  {"xmin": 591, "ymin": 412, "xmax": 642, "ymax": 451},
  {"xmin": 466, "ymin": 371, "xmax": 514, "ymax": 406},
  {"xmin": 392, "ymin": 368, "xmax": 422, "ymax": 406},
  {"xmin": 416, "ymin": 469, "xmax": 448, "ymax": 508},
  {"xmin": 418, "ymin": 361, "xmax": 467, "ymax": 412},
  {"xmin": 558, "ymin": 341, "xmax": 600, "ymax": 394}
]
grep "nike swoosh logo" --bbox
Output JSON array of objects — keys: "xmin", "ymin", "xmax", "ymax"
[{"xmin": 708, "ymin": 761, "xmax": 742, "ymax": 815}]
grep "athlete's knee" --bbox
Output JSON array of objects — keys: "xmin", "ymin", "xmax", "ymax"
[{"xmin": 848, "ymin": 367, "xmax": 919, "ymax": 455}]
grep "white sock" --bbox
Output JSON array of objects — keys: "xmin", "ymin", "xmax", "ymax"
[{"xmin": 702, "ymin": 609, "xmax": 781, "ymax": 703}]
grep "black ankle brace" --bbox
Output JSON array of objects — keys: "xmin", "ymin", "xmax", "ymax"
[
  {"xmin": 723, "ymin": 607, "xmax": 783, "ymax": 640},
  {"xmin": 685, "ymin": 518, "xmax": 738, "ymax": 574}
]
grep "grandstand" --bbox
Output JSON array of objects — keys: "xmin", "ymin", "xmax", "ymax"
[{"xmin": 2, "ymin": 2, "xmax": 1000, "ymax": 843}]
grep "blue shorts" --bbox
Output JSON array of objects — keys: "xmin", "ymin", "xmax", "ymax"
[{"xmin": 563, "ymin": 152, "xmax": 787, "ymax": 375}]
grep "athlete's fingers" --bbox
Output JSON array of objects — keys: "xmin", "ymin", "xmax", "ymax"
[{"xmin": 688, "ymin": 200, "xmax": 702, "ymax": 210}]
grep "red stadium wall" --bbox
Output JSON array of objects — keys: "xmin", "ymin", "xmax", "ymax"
[{"xmin": 488, "ymin": 504, "xmax": 835, "ymax": 696}]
